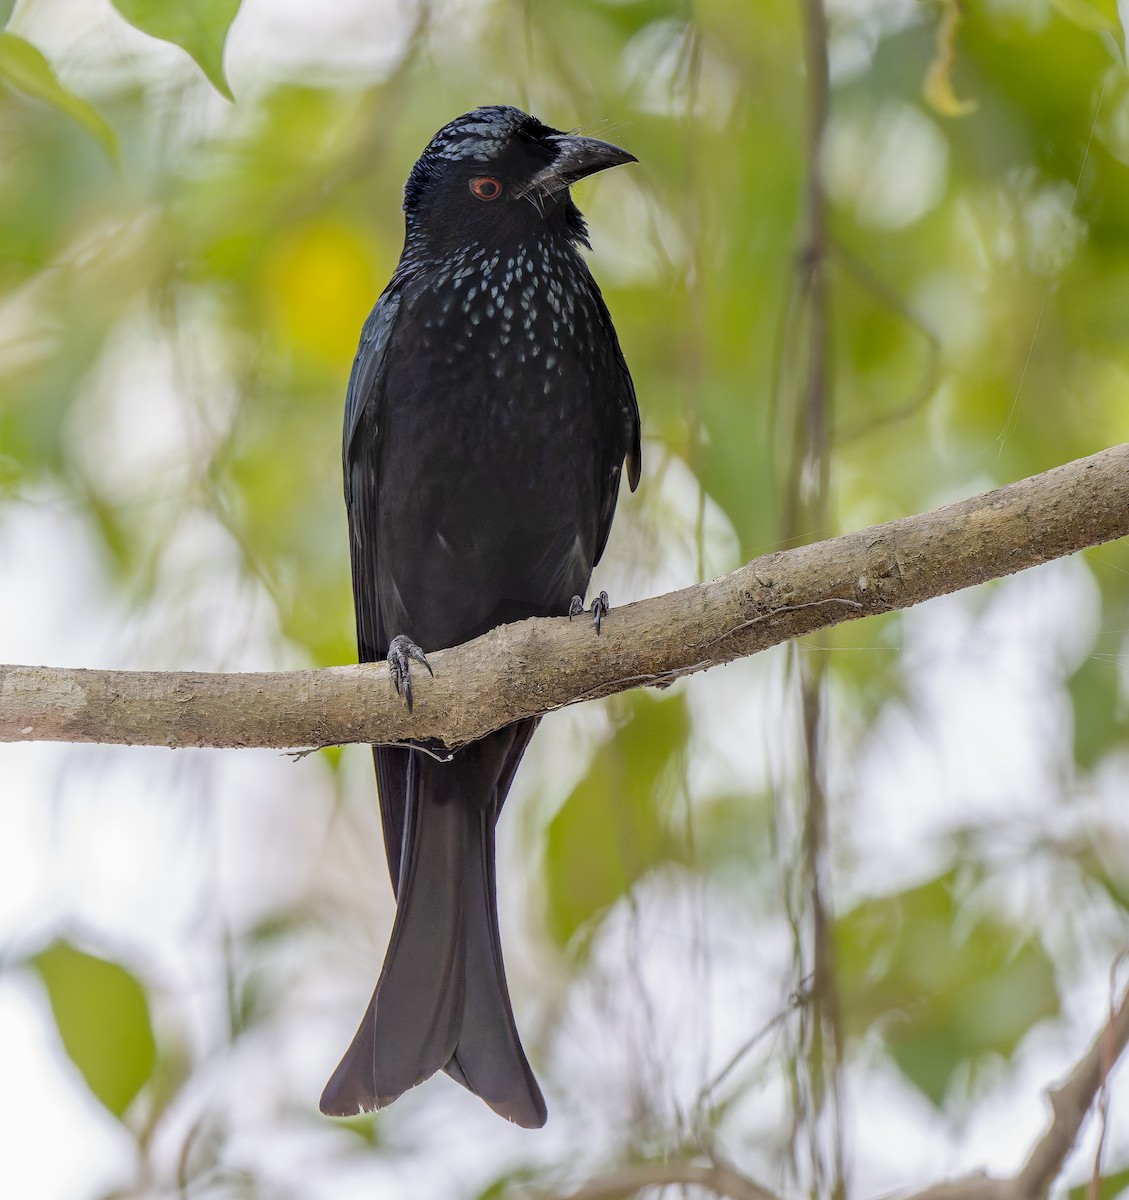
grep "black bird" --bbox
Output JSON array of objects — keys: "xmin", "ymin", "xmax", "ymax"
[{"xmin": 321, "ymin": 106, "xmax": 640, "ymax": 1128}]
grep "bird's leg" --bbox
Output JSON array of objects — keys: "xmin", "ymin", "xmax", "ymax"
[
  {"xmin": 590, "ymin": 590, "xmax": 610, "ymax": 634},
  {"xmin": 568, "ymin": 590, "xmax": 612, "ymax": 635},
  {"xmin": 387, "ymin": 634, "xmax": 433, "ymax": 713}
]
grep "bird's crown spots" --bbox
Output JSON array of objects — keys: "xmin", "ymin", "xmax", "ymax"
[
  {"xmin": 404, "ymin": 105, "xmax": 558, "ymax": 213},
  {"xmin": 426, "ymin": 106, "xmax": 553, "ymax": 162}
]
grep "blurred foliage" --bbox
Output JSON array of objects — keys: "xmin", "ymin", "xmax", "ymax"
[
  {"xmin": 1069, "ymin": 654, "xmax": 1129, "ymax": 769},
  {"xmin": 31, "ymin": 939, "xmax": 156, "ymax": 1118},
  {"xmin": 545, "ymin": 691, "xmax": 690, "ymax": 949},
  {"xmin": 3, "ymin": 0, "xmax": 1129, "ymax": 1193},
  {"xmin": 836, "ymin": 872, "xmax": 1059, "ymax": 1106},
  {"xmin": 1051, "ymin": 0, "xmax": 1125, "ymax": 52},
  {"xmin": 0, "ymin": 32, "xmax": 117, "ymax": 156},
  {"xmin": 1069, "ymin": 1166, "xmax": 1129, "ymax": 1200}
]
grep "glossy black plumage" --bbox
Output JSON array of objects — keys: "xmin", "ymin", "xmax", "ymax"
[{"xmin": 321, "ymin": 106, "xmax": 640, "ymax": 1127}]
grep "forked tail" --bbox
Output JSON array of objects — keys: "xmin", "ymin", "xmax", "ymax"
[{"xmin": 320, "ymin": 743, "xmax": 546, "ymax": 1127}]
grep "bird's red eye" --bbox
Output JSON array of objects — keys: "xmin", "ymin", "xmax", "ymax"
[{"xmin": 469, "ymin": 176, "xmax": 503, "ymax": 201}]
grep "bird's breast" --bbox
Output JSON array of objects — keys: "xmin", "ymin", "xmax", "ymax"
[
  {"xmin": 371, "ymin": 238, "xmax": 623, "ymax": 641},
  {"xmin": 384, "ymin": 240, "xmax": 615, "ymax": 475},
  {"xmin": 417, "ymin": 239, "xmax": 603, "ymax": 372}
]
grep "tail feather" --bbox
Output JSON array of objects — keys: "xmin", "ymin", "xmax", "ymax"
[
  {"xmin": 444, "ymin": 805, "xmax": 547, "ymax": 1128},
  {"xmin": 321, "ymin": 731, "xmax": 546, "ymax": 1125},
  {"xmin": 319, "ymin": 756, "xmax": 470, "ymax": 1116}
]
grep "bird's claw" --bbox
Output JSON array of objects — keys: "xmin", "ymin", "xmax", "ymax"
[
  {"xmin": 591, "ymin": 590, "xmax": 610, "ymax": 635},
  {"xmin": 387, "ymin": 635, "xmax": 433, "ymax": 713},
  {"xmin": 568, "ymin": 590, "xmax": 611, "ymax": 635}
]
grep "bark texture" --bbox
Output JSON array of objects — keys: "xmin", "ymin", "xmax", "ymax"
[{"xmin": 1, "ymin": 443, "xmax": 1127, "ymax": 751}]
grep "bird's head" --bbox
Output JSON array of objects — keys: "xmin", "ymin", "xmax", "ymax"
[{"xmin": 401, "ymin": 105, "xmax": 635, "ymax": 255}]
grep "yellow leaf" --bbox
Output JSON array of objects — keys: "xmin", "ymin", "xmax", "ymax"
[
  {"xmin": 259, "ymin": 221, "xmax": 385, "ymax": 366},
  {"xmin": 923, "ymin": 0, "xmax": 978, "ymax": 119}
]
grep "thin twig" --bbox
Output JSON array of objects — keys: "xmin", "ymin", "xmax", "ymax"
[{"xmin": 787, "ymin": 0, "xmax": 847, "ymax": 1195}]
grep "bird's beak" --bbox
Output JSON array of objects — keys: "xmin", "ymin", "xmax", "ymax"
[{"xmin": 531, "ymin": 134, "xmax": 637, "ymax": 195}]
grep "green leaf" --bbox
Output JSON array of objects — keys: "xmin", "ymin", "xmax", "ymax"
[
  {"xmin": 0, "ymin": 0, "xmax": 16, "ymax": 30},
  {"xmin": 332, "ymin": 1113, "xmax": 382, "ymax": 1146},
  {"xmin": 32, "ymin": 940, "xmax": 157, "ymax": 1118},
  {"xmin": 837, "ymin": 873, "xmax": 1059, "ymax": 1106},
  {"xmin": 110, "ymin": 0, "xmax": 241, "ymax": 100},
  {"xmin": 1050, "ymin": 0, "xmax": 1125, "ymax": 53},
  {"xmin": 477, "ymin": 1167, "xmax": 540, "ymax": 1199},
  {"xmin": 545, "ymin": 692, "xmax": 691, "ymax": 949},
  {"xmin": 1068, "ymin": 656, "xmax": 1127, "ymax": 771},
  {"xmin": 0, "ymin": 34, "xmax": 117, "ymax": 159},
  {"xmin": 1068, "ymin": 1166, "xmax": 1129, "ymax": 1200}
]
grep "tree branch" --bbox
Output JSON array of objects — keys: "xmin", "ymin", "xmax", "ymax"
[
  {"xmin": 1013, "ymin": 977, "xmax": 1129, "ymax": 1197},
  {"xmin": 535, "ymin": 1157, "xmax": 777, "ymax": 1200},
  {"xmin": 906, "ymin": 977, "xmax": 1129, "ymax": 1200},
  {"xmin": 1, "ymin": 443, "xmax": 1127, "ymax": 752},
  {"xmin": 533, "ymin": 974, "xmax": 1129, "ymax": 1200}
]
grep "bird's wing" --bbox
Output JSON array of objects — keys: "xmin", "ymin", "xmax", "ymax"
[
  {"xmin": 343, "ymin": 286, "xmax": 403, "ymax": 662},
  {"xmin": 619, "ymin": 345, "xmax": 642, "ymax": 493},
  {"xmin": 592, "ymin": 294, "xmax": 642, "ymax": 569},
  {"xmin": 344, "ymin": 287, "xmax": 402, "ymax": 463},
  {"xmin": 343, "ymin": 286, "xmax": 413, "ymax": 889}
]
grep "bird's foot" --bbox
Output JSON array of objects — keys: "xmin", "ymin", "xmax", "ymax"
[
  {"xmin": 387, "ymin": 635, "xmax": 433, "ymax": 713},
  {"xmin": 568, "ymin": 590, "xmax": 611, "ymax": 635}
]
